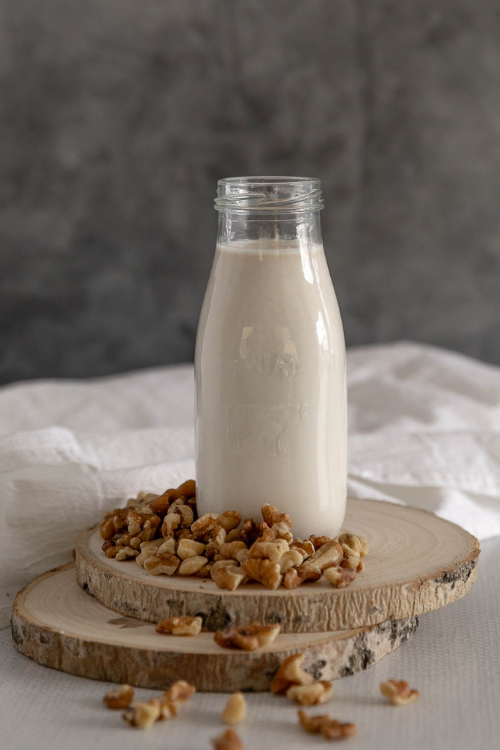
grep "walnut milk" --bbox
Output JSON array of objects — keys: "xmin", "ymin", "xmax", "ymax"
[{"xmin": 195, "ymin": 177, "xmax": 347, "ymax": 538}]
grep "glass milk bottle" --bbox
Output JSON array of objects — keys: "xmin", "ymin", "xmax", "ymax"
[{"xmin": 195, "ymin": 177, "xmax": 347, "ymax": 539}]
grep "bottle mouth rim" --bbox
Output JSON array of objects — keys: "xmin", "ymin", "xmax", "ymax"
[{"xmin": 215, "ymin": 176, "xmax": 324, "ymax": 212}]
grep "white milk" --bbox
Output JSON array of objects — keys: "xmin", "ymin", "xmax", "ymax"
[{"xmin": 195, "ymin": 240, "xmax": 347, "ymax": 539}]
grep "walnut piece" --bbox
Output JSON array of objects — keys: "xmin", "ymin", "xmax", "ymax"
[
  {"xmin": 220, "ymin": 541, "xmax": 248, "ymax": 560},
  {"xmin": 157, "ymin": 538, "xmax": 176, "ymax": 555},
  {"xmin": 143, "ymin": 551, "xmax": 180, "ymax": 576},
  {"xmin": 225, "ymin": 528, "xmax": 243, "ymax": 544},
  {"xmin": 323, "ymin": 566, "xmax": 357, "ymax": 588},
  {"xmin": 283, "ymin": 565, "xmax": 321, "ymax": 589},
  {"xmin": 271, "ymin": 521, "xmax": 294, "ymax": 543},
  {"xmin": 307, "ymin": 541, "xmax": 343, "ymax": 571},
  {"xmin": 218, "ymin": 511, "xmax": 242, "ymax": 532},
  {"xmin": 286, "ymin": 681, "xmax": 333, "ymax": 706},
  {"xmin": 278, "ymin": 549, "xmax": 304, "ymax": 573},
  {"xmin": 270, "ymin": 653, "xmax": 314, "ymax": 695},
  {"xmin": 247, "ymin": 539, "xmax": 289, "ymax": 562},
  {"xmin": 164, "ymin": 679, "xmax": 196, "ymax": 706},
  {"xmin": 341, "ymin": 556, "xmax": 364, "ymax": 572},
  {"xmin": 211, "ymin": 561, "xmax": 245, "ymax": 591},
  {"xmin": 290, "ymin": 539, "xmax": 315, "ymax": 558},
  {"xmin": 103, "ymin": 684, "xmax": 134, "ymax": 709},
  {"xmin": 380, "ymin": 679, "xmax": 420, "ymax": 706},
  {"xmin": 178, "ymin": 555, "xmax": 208, "ymax": 575},
  {"xmin": 100, "ymin": 508, "xmax": 128, "ymax": 540},
  {"xmin": 298, "ymin": 710, "xmax": 357, "ymax": 740},
  {"xmin": 242, "ymin": 558, "xmax": 282, "ymax": 589},
  {"xmin": 122, "ymin": 700, "xmax": 160, "ymax": 729},
  {"xmin": 309, "ymin": 534, "xmax": 332, "ymax": 550},
  {"xmin": 221, "ymin": 692, "xmax": 247, "ymax": 725},
  {"xmin": 134, "ymin": 539, "xmax": 164, "ymax": 567},
  {"xmin": 240, "ymin": 518, "xmax": 268, "ymax": 546},
  {"xmin": 147, "ymin": 490, "xmax": 175, "ymax": 517},
  {"xmin": 211, "ymin": 728, "xmax": 243, "ymax": 750},
  {"xmin": 155, "ymin": 616, "xmax": 203, "ymax": 636},
  {"xmin": 177, "ymin": 538, "xmax": 206, "ymax": 559},
  {"xmin": 171, "ymin": 504, "xmax": 194, "ymax": 528},
  {"xmin": 191, "ymin": 513, "xmax": 221, "ymax": 539},
  {"xmin": 175, "ymin": 479, "xmax": 197, "ymax": 499},
  {"xmin": 115, "ymin": 546, "xmax": 140, "ymax": 561},
  {"xmin": 338, "ymin": 532, "xmax": 368, "ymax": 558},
  {"xmin": 215, "ymin": 623, "xmax": 280, "ymax": 651},
  {"xmin": 261, "ymin": 503, "xmax": 292, "ymax": 529},
  {"xmin": 161, "ymin": 513, "xmax": 181, "ymax": 538}
]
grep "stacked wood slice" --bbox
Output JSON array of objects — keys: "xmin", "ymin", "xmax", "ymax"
[{"xmin": 12, "ymin": 482, "xmax": 479, "ymax": 692}]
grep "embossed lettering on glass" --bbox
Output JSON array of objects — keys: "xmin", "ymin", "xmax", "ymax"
[{"xmin": 195, "ymin": 177, "xmax": 347, "ymax": 538}]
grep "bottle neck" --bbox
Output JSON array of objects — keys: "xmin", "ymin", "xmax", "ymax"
[{"xmin": 216, "ymin": 209, "xmax": 323, "ymax": 250}]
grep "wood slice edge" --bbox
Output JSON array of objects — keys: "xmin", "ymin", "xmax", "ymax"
[
  {"xmin": 75, "ymin": 502, "xmax": 480, "ymax": 633},
  {"xmin": 11, "ymin": 565, "xmax": 419, "ymax": 692}
]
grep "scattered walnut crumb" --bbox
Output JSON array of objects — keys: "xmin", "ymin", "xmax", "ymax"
[
  {"xmin": 163, "ymin": 679, "xmax": 196, "ymax": 706},
  {"xmin": 155, "ymin": 616, "xmax": 203, "ymax": 637},
  {"xmin": 122, "ymin": 700, "xmax": 160, "ymax": 729},
  {"xmin": 286, "ymin": 680, "xmax": 333, "ymax": 706},
  {"xmin": 211, "ymin": 728, "xmax": 244, "ymax": 750},
  {"xmin": 298, "ymin": 710, "xmax": 357, "ymax": 740},
  {"xmin": 103, "ymin": 684, "xmax": 134, "ymax": 709},
  {"xmin": 380, "ymin": 679, "xmax": 420, "ymax": 706},
  {"xmin": 215, "ymin": 623, "xmax": 280, "ymax": 651},
  {"xmin": 221, "ymin": 692, "xmax": 247, "ymax": 725}
]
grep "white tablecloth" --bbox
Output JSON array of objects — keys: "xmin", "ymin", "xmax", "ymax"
[{"xmin": 2, "ymin": 342, "xmax": 499, "ymax": 748}]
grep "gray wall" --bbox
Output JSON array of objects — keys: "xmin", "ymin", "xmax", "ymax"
[{"xmin": 1, "ymin": 0, "xmax": 500, "ymax": 383}]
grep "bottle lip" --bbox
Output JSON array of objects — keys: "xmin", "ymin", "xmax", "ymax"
[{"xmin": 215, "ymin": 176, "xmax": 324, "ymax": 213}]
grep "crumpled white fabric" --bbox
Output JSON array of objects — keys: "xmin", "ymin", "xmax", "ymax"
[{"xmin": 1, "ymin": 342, "xmax": 499, "ymax": 627}]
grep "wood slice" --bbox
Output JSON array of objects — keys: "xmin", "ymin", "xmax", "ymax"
[
  {"xmin": 75, "ymin": 498, "xmax": 479, "ymax": 633},
  {"xmin": 12, "ymin": 565, "xmax": 418, "ymax": 693}
]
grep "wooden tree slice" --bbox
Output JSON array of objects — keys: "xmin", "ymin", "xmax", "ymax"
[
  {"xmin": 75, "ymin": 498, "xmax": 480, "ymax": 633},
  {"xmin": 12, "ymin": 565, "xmax": 418, "ymax": 692}
]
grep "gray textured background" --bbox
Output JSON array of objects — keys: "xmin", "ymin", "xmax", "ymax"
[{"xmin": 1, "ymin": 0, "xmax": 499, "ymax": 384}]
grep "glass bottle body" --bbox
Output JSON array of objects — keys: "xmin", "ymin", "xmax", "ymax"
[{"xmin": 195, "ymin": 178, "xmax": 347, "ymax": 539}]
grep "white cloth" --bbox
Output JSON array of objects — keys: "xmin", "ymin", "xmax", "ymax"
[{"xmin": 2, "ymin": 341, "xmax": 500, "ymax": 628}]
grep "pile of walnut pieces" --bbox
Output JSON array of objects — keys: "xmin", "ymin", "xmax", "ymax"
[{"xmin": 99, "ymin": 481, "xmax": 368, "ymax": 591}]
